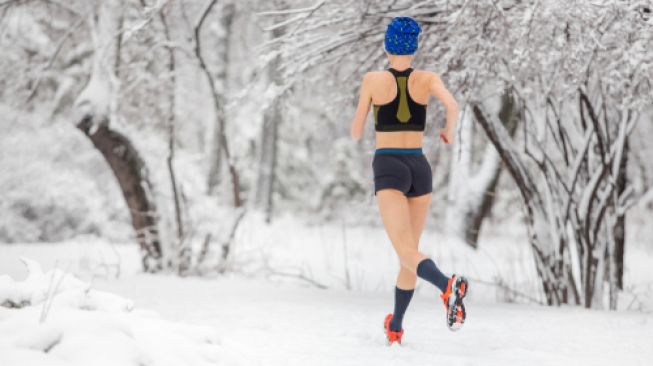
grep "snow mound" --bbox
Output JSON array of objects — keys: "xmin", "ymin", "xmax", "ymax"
[{"xmin": 0, "ymin": 258, "xmax": 223, "ymax": 366}]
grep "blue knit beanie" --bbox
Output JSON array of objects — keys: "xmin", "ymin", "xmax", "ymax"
[{"xmin": 384, "ymin": 17, "xmax": 421, "ymax": 55}]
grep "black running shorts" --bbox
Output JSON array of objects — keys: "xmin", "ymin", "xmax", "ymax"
[{"xmin": 372, "ymin": 147, "xmax": 432, "ymax": 197}]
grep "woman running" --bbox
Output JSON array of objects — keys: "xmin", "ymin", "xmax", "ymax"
[{"xmin": 349, "ymin": 16, "xmax": 468, "ymax": 345}]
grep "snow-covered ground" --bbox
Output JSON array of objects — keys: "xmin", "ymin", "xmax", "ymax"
[
  {"xmin": 1, "ymin": 215, "xmax": 652, "ymax": 365},
  {"xmin": 98, "ymin": 274, "xmax": 653, "ymax": 366},
  {"xmin": 1, "ymin": 260, "xmax": 652, "ymax": 366}
]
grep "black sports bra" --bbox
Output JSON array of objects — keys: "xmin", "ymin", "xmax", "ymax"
[{"xmin": 373, "ymin": 67, "xmax": 427, "ymax": 132}]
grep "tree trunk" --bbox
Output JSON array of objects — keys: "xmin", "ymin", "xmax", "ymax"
[
  {"xmin": 265, "ymin": 98, "xmax": 280, "ymax": 224},
  {"xmin": 159, "ymin": 5, "xmax": 189, "ymax": 274},
  {"xmin": 613, "ymin": 138, "xmax": 627, "ymax": 291},
  {"xmin": 74, "ymin": 0, "xmax": 162, "ymax": 272},
  {"xmin": 206, "ymin": 1, "xmax": 235, "ymax": 195},
  {"xmin": 608, "ymin": 135, "xmax": 628, "ymax": 309},
  {"xmin": 77, "ymin": 121, "xmax": 162, "ymax": 272},
  {"xmin": 256, "ymin": 10, "xmax": 285, "ymax": 222},
  {"xmin": 448, "ymin": 90, "xmax": 520, "ymax": 248},
  {"xmin": 193, "ymin": 0, "xmax": 241, "ymax": 207}
]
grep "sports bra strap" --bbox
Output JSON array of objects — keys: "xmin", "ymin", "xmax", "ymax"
[{"xmin": 388, "ymin": 67, "xmax": 413, "ymax": 77}]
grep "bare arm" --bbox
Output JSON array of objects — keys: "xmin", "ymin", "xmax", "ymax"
[
  {"xmin": 350, "ymin": 73, "xmax": 373, "ymax": 140},
  {"xmin": 428, "ymin": 72, "xmax": 459, "ymax": 144}
]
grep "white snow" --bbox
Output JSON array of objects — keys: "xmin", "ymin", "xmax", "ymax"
[
  {"xmin": 0, "ymin": 259, "xmax": 232, "ymax": 366},
  {"xmin": 1, "ymin": 215, "xmax": 652, "ymax": 366},
  {"xmin": 5, "ymin": 266, "xmax": 648, "ymax": 366}
]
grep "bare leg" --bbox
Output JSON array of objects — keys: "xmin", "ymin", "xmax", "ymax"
[
  {"xmin": 376, "ymin": 189, "xmax": 429, "ymax": 279},
  {"xmin": 378, "ymin": 190, "xmax": 467, "ymax": 332},
  {"xmin": 394, "ymin": 192, "xmax": 433, "ymax": 289}
]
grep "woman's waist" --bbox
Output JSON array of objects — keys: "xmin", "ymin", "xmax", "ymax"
[{"xmin": 375, "ymin": 130, "xmax": 424, "ymax": 150}]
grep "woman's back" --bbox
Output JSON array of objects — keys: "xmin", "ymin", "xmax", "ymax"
[
  {"xmin": 369, "ymin": 68, "xmax": 430, "ymax": 106},
  {"xmin": 367, "ymin": 68, "xmax": 432, "ymax": 148}
]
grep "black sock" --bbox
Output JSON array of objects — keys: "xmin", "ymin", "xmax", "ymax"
[
  {"xmin": 416, "ymin": 258, "xmax": 449, "ymax": 293},
  {"xmin": 389, "ymin": 286, "xmax": 414, "ymax": 332}
]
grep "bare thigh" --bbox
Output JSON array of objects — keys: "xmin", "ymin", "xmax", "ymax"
[
  {"xmin": 376, "ymin": 189, "xmax": 427, "ymax": 273},
  {"xmin": 407, "ymin": 193, "xmax": 432, "ymax": 245},
  {"xmin": 393, "ymin": 193, "xmax": 432, "ymax": 288}
]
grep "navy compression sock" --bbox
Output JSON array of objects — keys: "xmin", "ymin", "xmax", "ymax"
[
  {"xmin": 416, "ymin": 258, "xmax": 450, "ymax": 293},
  {"xmin": 389, "ymin": 286, "xmax": 414, "ymax": 332}
]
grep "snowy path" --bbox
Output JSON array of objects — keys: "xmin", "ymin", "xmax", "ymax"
[
  {"xmin": 2, "ymin": 237, "xmax": 652, "ymax": 365},
  {"xmin": 94, "ymin": 274, "xmax": 652, "ymax": 366}
]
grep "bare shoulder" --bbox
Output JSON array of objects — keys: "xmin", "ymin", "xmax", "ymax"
[
  {"xmin": 367, "ymin": 70, "xmax": 390, "ymax": 76},
  {"xmin": 412, "ymin": 69, "xmax": 441, "ymax": 84},
  {"xmin": 361, "ymin": 70, "xmax": 391, "ymax": 89},
  {"xmin": 363, "ymin": 70, "xmax": 389, "ymax": 81}
]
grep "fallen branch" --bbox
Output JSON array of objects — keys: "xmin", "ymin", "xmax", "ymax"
[{"xmin": 267, "ymin": 270, "xmax": 328, "ymax": 290}]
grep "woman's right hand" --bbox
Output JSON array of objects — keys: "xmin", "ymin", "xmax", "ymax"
[
  {"xmin": 440, "ymin": 126, "xmax": 454, "ymax": 145},
  {"xmin": 429, "ymin": 71, "xmax": 459, "ymax": 145}
]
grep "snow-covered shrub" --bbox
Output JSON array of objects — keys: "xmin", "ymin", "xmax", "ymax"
[{"xmin": 0, "ymin": 258, "xmax": 224, "ymax": 366}]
